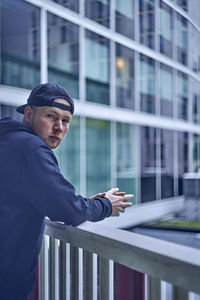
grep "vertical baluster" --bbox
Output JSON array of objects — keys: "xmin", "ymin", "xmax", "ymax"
[
  {"xmin": 59, "ymin": 241, "xmax": 71, "ymax": 300},
  {"xmin": 49, "ymin": 237, "xmax": 60, "ymax": 300},
  {"xmin": 146, "ymin": 275, "xmax": 161, "ymax": 300},
  {"xmin": 39, "ymin": 235, "xmax": 49, "ymax": 300}
]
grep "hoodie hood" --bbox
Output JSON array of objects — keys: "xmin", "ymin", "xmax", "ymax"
[{"xmin": 0, "ymin": 117, "xmax": 34, "ymax": 137}]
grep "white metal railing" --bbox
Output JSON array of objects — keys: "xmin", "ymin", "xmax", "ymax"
[{"xmin": 39, "ymin": 199, "xmax": 200, "ymax": 300}]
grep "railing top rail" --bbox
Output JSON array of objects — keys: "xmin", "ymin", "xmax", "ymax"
[
  {"xmin": 45, "ymin": 219, "xmax": 200, "ymax": 294},
  {"xmin": 97, "ymin": 196, "xmax": 184, "ymax": 228}
]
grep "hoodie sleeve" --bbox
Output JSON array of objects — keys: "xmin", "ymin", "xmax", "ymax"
[{"xmin": 22, "ymin": 144, "xmax": 112, "ymax": 225}]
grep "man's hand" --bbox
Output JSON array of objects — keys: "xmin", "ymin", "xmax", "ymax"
[{"xmin": 105, "ymin": 188, "xmax": 133, "ymax": 216}]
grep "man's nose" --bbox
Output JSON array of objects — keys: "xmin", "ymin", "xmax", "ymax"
[{"xmin": 54, "ymin": 120, "xmax": 63, "ymax": 132}]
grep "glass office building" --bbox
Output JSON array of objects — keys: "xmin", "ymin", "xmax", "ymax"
[{"xmin": 1, "ymin": 0, "xmax": 200, "ymax": 203}]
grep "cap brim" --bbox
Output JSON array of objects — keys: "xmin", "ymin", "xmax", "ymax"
[{"xmin": 16, "ymin": 104, "xmax": 27, "ymax": 114}]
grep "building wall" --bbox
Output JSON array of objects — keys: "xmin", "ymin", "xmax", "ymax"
[{"xmin": 0, "ymin": 0, "xmax": 200, "ymax": 203}]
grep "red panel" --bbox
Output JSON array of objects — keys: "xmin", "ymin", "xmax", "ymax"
[{"xmin": 114, "ymin": 263, "xmax": 145, "ymax": 300}]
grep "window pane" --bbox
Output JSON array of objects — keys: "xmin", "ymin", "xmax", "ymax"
[
  {"xmin": 116, "ymin": 44, "xmax": 134, "ymax": 109},
  {"xmin": 0, "ymin": 104, "xmax": 23, "ymax": 121},
  {"xmin": 160, "ymin": 64, "xmax": 173, "ymax": 117},
  {"xmin": 50, "ymin": 0, "xmax": 79, "ymax": 13},
  {"xmin": 115, "ymin": 0, "xmax": 134, "ymax": 39},
  {"xmin": 177, "ymin": 71, "xmax": 188, "ymax": 120},
  {"xmin": 85, "ymin": 0, "xmax": 110, "ymax": 28},
  {"xmin": 0, "ymin": 0, "xmax": 40, "ymax": 89},
  {"xmin": 86, "ymin": 31, "xmax": 110, "ymax": 105},
  {"xmin": 177, "ymin": 0, "xmax": 187, "ymax": 11},
  {"xmin": 189, "ymin": 24, "xmax": 199, "ymax": 73},
  {"xmin": 139, "ymin": 0, "xmax": 155, "ymax": 49},
  {"xmin": 86, "ymin": 119, "xmax": 110, "ymax": 196},
  {"xmin": 116, "ymin": 123, "xmax": 136, "ymax": 202},
  {"xmin": 193, "ymin": 134, "xmax": 200, "ymax": 172},
  {"xmin": 140, "ymin": 54, "xmax": 155, "ymax": 114},
  {"xmin": 192, "ymin": 79, "xmax": 200, "ymax": 124},
  {"xmin": 159, "ymin": 1, "xmax": 173, "ymax": 58},
  {"xmin": 176, "ymin": 14, "xmax": 188, "ymax": 65},
  {"xmin": 47, "ymin": 14, "xmax": 79, "ymax": 99},
  {"xmin": 54, "ymin": 117, "xmax": 80, "ymax": 193},
  {"xmin": 141, "ymin": 126, "xmax": 156, "ymax": 202},
  {"xmin": 178, "ymin": 132, "xmax": 188, "ymax": 195},
  {"xmin": 161, "ymin": 130, "xmax": 174, "ymax": 198}
]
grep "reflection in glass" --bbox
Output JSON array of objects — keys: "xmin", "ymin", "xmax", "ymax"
[
  {"xmin": 50, "ymin": 0, "xmax": 79, "ymax": 13},
  {"xmin": 116, "ymin": 123, "xmax": 136, "ymax": 201},
  {"xmin": 47, "ymin": 14, "xmax": 79, "ymax": 99},
  {"xmin": 140, "ymin": 55, "xmax": 155, "ymax": 114},
  {"xmin": 159, "ymin": 1, "xmax": 173, "ymax": 58},
  {"xmin": 0, "ymin": 0, "xmax": 40, "ymax": 88},
  {"xmin": 193, "ymin": 134, "xmax": 200, "ymax": 172},
  {"xmin": 115, "ymin": 0, "xmax": 134, "ymax": 39},
  {"xmin": 141, "ymin": 126, "xmax": 156, "ymax": 202},
  {"xmin": 139, "ymin": 0, "xmax": 155, "ymax": 49},
  {"xmin": 116, "ymin": 44, "xmax": 134, "ymax": 109},
  {"xmin": 86, "ymin": 31, "xmax": 110, "ymax": 104},
  {"xmin": 177, "ymin": 0, "xmax": 187, "ymax": 11},
  {"xmin": 0, "ymin": 104, "xmax": 23, "ymax": 122},
  {"xmin": 54, "ymin": 117, "xmax": 80, "ymax": 193},
  {"xmin": 177, "ymin": 71, "xmax": 188, "ymax": 120},
  {"xmin": 176, "ymin": 14, "xmax": 188, "ymax": 65},
  {"xmin": 178, "ymin": 132, "xmax": 188, "ymax": 195},
  {"xmin": 85, "ymin": 0, "xmax": 110, "ymax": 27},
  {"xmin": 189, "ymin": 24, "xmax": 199, "ymax": 73},
  {"xmin": 192, "ymin": 79, "xmax": 200, "ymax": 124},
  {"xmin": 160, "ymin": 64, "xmax": 173, "ymax": 117},
  {"xmin": 161, "ymin": 130, "xmax": 174, "ymax": 198},
  {"xmin": 86, "ymin": 119, "xmax": 110, "ymax": 196}
]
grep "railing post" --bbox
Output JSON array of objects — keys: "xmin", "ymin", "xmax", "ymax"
[
  {"xmin": 49, "ymin": 237, "xmax": 60, "ymax": 300},
  {"xmin": 172, "ymin": 286, "xmax": 189, "ymax": 300},
  {"xmin": 147, "ymin": 275, "xmax": 161, "ymax": 300},
  {"xmin": 59, "ymin": 241, "xmax": 71, "ymax": 300},
  {"xmin": 39, "ymin": 235, "xmax": 49, "ymax": 300}
]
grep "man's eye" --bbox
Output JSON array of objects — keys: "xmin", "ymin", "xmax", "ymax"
[
  {"xmin": 47, "ymin": 114, "xmax": 54, "ymax": 119},
  {"xmin": 62, "ymin": 119, "xmax": 69, "ymax": 124}
]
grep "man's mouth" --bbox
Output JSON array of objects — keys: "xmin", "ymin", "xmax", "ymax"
[{"xmin": 49, "ymin": 135, "xmax": 61, "ymax": 141}]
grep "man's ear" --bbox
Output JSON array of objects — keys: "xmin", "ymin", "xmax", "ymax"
[{"xmin": 23, "ymin": 106, "xmax": 33, "ymax": 125}]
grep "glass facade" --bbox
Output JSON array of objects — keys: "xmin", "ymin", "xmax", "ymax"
[
  {"xmin": 115, "ymin": 0, "xmax": 134, "ymax": 39},
  {"xmin": 86, "ymin": 119, "xmax": 110, "ymax": 196},
  {"xmin": 140, "ymin": 54, "xmax": 155, "ymax": 114},
  {"xmin": 139, "ymin": 0, "xmax": 155, "ymax": 49},
  {"xmin": 160, "ymin": 64, "xmax": 173, "ymax": 117},
  {"xmin": 159, "ymin": 1, "xmax": 173, "ymax": 58},
  {"xmin": 0, "ymin": 0, "xmax": 40, "ymax": 89},
  {"xmin": 116, "ymin": 123, "xmax": 136, "ymax": 201},
  {"xmin": 116, "ymin": 44, "xmax": 134, "ymax": 109},
  {"xmin": 85, "ymin": 0, "xmax": 110, "ymax": 27},
  {"xmin": 47, "ymin": 13, "xmax": 79, "ymax": 99},
  {"xmin": 50, "ymin": 0, "xmax": 79, "ymax": 12},
  {"xmin": 1, "ymin": 0, "xmax": 200, "ymax": 204},
  {"xmin": 141, "ymin": 126, "xmax": 156, "ymax": 202},
  {"xmin": 86, "ymin": 30, "xmax": 110, "ymax": 105}
]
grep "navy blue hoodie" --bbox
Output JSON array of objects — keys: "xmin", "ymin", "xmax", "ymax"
[{"xmin": 0, "ymin": 117, "xmax": 112, "ymax": 294}]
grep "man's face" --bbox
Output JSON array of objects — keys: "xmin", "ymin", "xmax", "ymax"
[{"xmin": 24, "ymin": 98, "xmax": 72, "ymax": 149}]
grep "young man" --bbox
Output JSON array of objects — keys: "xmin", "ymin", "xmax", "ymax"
[{"xmin": 0, "ymin": 83, "xmax": 133, "ymax": 299}]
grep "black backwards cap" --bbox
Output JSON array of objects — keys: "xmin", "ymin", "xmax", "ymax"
[{"xmin": 16, "ymin": 83, "xmax": 74, "ymax": 114}]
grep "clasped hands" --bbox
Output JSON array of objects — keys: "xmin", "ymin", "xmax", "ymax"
[{"xmin": 91, "ymin": 188, "xmax": 134, "ymax": 216}]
